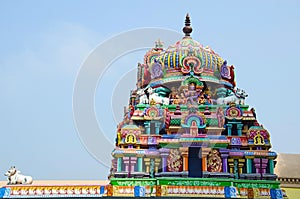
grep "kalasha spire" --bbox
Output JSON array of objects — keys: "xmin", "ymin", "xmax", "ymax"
[{"xmin": 183, "ymin": 13, "xmax": 193, "ymax": 38}]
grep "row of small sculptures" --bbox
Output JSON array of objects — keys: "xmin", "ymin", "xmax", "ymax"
[
  {"xmin": 135, "ymin": 85, "xmax": 248, "ymax": 106},
  {"xmin": 137, "ymin": 87, "xmax": 170, "ymax": 105},
  {"xmin": 4, "ymin": 166, "xmax": 33, "ymax": 185}
]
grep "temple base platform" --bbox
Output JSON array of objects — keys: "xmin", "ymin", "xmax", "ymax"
[
  {"xmin": 106, "ymin": 177, "xmax": 286, "ymax": 198},
  {"xmin": 0, "ymin": 178, "xmax": 286, "ymax": 198}
]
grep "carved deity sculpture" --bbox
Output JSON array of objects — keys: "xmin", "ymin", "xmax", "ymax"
[
  {"xmin": 182, "ymin": 83, "xmax": 201, "ymax": 105},
  {"xmin": 169, "ymin": 86, "xmax": 178, "ymax": 104}
]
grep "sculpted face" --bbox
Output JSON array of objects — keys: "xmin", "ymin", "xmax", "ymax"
[
  {"xmin": 5, "ymin": 167, "xmax": 16, "ymax": 177},
  {"xmin": 189, "ymin": 82, "xmax": 195, "ymax": 90}
]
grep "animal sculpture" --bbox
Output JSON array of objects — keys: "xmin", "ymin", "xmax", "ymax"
[
  {"xmin": 148, "ymin": 87, "xmax": 170, "ymax": 105},
  {"xmin": 137, "ymin": 88, "xmax": 149, "ymax": 104},
  {"xmin": 4, "ymin": 166, "xmax": 33, "ymax": 185},
  {"xmin": 217, "ymin": 88, "xmax": 248, "ymax": 105},
  {"xmin": 235, "ymin": 88, "xmax": 248, "ymax": 104}
]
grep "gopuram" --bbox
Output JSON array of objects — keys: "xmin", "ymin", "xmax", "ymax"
[
  {"xmin": 0, "ymin": 15, "xmax": 287, "ymax": 199},
  {"xmin": 107, "ymin": 14, "xmax": 285, "ymax": 198}
]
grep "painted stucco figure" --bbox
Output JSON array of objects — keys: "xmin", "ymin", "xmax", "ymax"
[{"xmin": 4, "ymin": 166, "xmax": 33, "ymax": 185}]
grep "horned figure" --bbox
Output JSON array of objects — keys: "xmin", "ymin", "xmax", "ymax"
[
  {"xmin": 137, "ymin": 88, "xmax": 149, "ymax": 104},
  {"xmin": 235, "ymin": 88, "xmax": 248, "ymax": 104},
  {"xmin": 217, "ymin": 88, "xmax": 248, "ymax": 105},
  {"xmin": 148, "ymin": 87, "xmax": 170, "ymax": 105},
  {"xmin": 4, "ymin": 166, "xmax": 33, "ymax": 185}
]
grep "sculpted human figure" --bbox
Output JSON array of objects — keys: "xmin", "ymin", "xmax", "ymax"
[
  {"xmin": 169, "ymin": 86, "xmax": 178, "ymax": 104},
  {"xmin": 198, "ymin": 94, "xmax": 206, "ymax": 104},
  {"xmin": 182, "ymin": 83, "xmax": 200, "ymax": 105}
]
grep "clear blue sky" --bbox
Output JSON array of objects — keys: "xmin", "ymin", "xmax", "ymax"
[{"xmin": 0, "ymin": 1, "xmax": 299, "ymax": 180}]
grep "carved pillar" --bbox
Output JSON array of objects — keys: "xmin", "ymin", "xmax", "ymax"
[
  {"xmin": 227, "ymin": 124, "xmax": 233, "ymax": 136},
  {"xmin": 117, "ymin": 157, "xmax": 122, "ymax": 172},
  {"xmin": 234, "ymin": 159, "xmax": 238, "ymax": 179},
  {"xmin": 237, "ymin": 123, "xmax": 243, "ymax": 136},
  {"xmin": 159, "ymin": 148, "xmax": 170, "ymax": 172},
  {"xmin": 253, "ymin": 158, "xmax": 260, "ymax": 173},
  {"xmin": 228, "ymin": 159, "xmax": 239, "ymax": 178},
  {"xmin": 137, "ymin": 156, "xmax": 143, "ymax": 172},
  {"xmin": 254, "ymin": 158, "xmax": 268, "ymax": 174},
  {"xmin": 155, "ymin": 122, "xmax": 161, "ymax": 135},
  {"xmin": 144, "ymin": 158, "xmax": 151, "ymax": 173},
  {"xmin": 179, "ymin": 147, "xmax": 189, "ymax": 171},
  {"xmin": 246, "ymin": 158, "xmax": 252, "ymax": 174},
  {"xmin": 144, "ymin": 121, "xmax": 150, "ymax": 135},
  {"xmin": 123, "ymin": 157, "xmax": 130, "ymax": 172},
  {"xmin": 220, "ymin": 149, "xmax": 229, "ymax": 173},
  {"xmin": 202, "ymin": 158, "xmax": 207, "ymax": 172},
  {"xmin": 238, "ymin": 159, "xmax": 245, "ymax": 174},
  {"xmin": 202, "ymin": 148, "xmax": 211, "ymax": 172},
  {"xmin": 130, "ymin": 157, "xmax": 137, "ymax": 172},
  {"xmin": 155, "ymin": 158, "xmax": 161, "ymax": 173},
  {"xmin": 269, "ymin": 159, "xmax": 274, "ymax": 174},
  {"xmin": 228, "ymin": 159, "xmax": 234, "ymax": 173},
  {"xmin": 261, "ymin": 158, "xmax": 268, "ymax": 174}
]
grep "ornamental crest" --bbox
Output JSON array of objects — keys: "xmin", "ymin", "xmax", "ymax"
[
  {"xmin": 207, "ymin": 149, "xmax": 222, "ymax": 172},
  {"xmin": 225, "ymin": 105, "xmax": 243, "ymax": 120},
  {"xmin": 180, "ymin": 56, "xmax": 203, "ymax": 75},
  {"xmin": 167, "ymin": 149, "xmax": 183, "ymax": 172}
]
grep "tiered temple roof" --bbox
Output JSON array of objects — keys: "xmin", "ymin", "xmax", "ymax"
[{"xmin": 108, "ymin": 14, "xmax": 283, "ymax": 198}]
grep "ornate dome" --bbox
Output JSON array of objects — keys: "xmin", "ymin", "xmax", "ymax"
[
  {"xmin": 138, "ymin": 14, "xmax": 235, "ymax": 90},
  {"xmin": 158, "ymin": 36, "xmax": 224, "ymax": 80}
]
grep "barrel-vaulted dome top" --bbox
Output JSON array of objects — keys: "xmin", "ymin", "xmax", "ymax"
[
  {"xmin": 159, "ymin": 36, "xmax": 224, "ymax": 76},
  {"xmin": 138, "ymin": 14, "xmax": 236, "ymax": 89}
]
